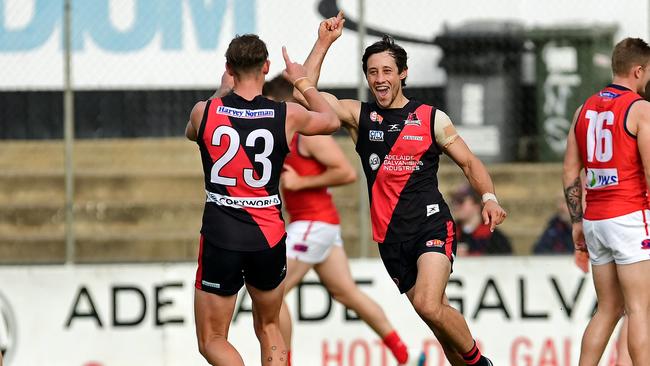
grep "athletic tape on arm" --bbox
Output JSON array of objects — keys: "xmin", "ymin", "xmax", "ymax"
[{"xmin": 434, "ymin": 110, "xmax": 459, "ymax": 148}]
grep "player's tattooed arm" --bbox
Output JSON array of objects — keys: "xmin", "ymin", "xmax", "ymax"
[
  {"xmin": 562, "ymin": 106, "xmax": 584, "ymax": 224},
  {"xmin": 564, "ymin": 177, "xmax": 583, "ymax": 223}
]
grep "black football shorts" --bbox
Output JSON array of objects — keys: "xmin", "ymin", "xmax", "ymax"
[
  {"xmin": 378, "ymin": 209, "xmax": 457, "ymax": 294},
  {"xmin": 195, "ymin": 235, "xmax": 287, "ymax": 296}
]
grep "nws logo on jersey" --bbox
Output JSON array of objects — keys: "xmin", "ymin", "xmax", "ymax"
[
  {"xmin": 369, "ymin": 153, "xmax": 381, "ymax": 171},
  {"xmin": 586, "ymin": 168, "xmax": 619, "ymax": 189},
  {"xmin": 0, "ymin": 291, "xmax": 17, "ymax": 365}
]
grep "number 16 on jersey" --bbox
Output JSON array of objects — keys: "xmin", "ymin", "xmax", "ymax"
[{"xmin": 585, "ymin": 110, "xmax": 614, "ymax": 163}]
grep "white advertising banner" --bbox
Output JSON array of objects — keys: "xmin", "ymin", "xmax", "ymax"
[
  {"xmin": 0, "ymin": 257, "xmax": 620, "ymax": 366},
  {"xmin": 0, "ymin": 0, "xmax": 646, "ymax": 90}
]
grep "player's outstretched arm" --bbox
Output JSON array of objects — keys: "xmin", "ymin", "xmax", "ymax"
[
  {"xmin": 282, "ymin": 47, "xmax": 339, "ymax": 136},
  {"xmin": 322, "ymin": 92, "xmax": 361, "ymax": 142},
  {"xmin": 281, "ymin": 135, "xmax": 356, "ymax": 191},
  {"xmin": 285, "ymin": 10, "xmax": 349, "ymax": 115},
  {"xmin": 562, "ymin": 107, "xmax": 586, "ymax": 252},
  {"xmin": 185, "ymin": 101, "xmax": 207, "ymax": 142},
  {"xmin": 307, "ymin": 11, "xmax": 344, "ymax": 85},
  {"xmin": 291, "ymin": 11, "xmax": 344, "ymax": 105},
  {"xmin": 438, "ymin": 111, "xmax": 506, "ymax": 231},
  {"xmin": 290, "ymin": 11, "xmax": 361, "ymax": 140}
]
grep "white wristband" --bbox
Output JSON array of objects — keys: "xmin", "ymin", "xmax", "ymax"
[{"xmin": 482, "ymin": 193, "xmax": 498, "ymax": 204}]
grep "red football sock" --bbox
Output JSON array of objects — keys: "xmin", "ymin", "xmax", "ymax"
[
  {"xmin": 287, "ymin": 349, "xmax": 291, "ymax": 366},
  {"xmin": 383, "ymin": 330, "xmax": 409, "ymax": 364}
]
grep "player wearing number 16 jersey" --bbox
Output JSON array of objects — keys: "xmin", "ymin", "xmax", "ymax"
[
  {"xmin": 563, "ymin": 37, "xmax": 650, "ymax": 366},
  {"xmin": 185, "ymin": 34, "xmax": 338, "ymax": 366}
]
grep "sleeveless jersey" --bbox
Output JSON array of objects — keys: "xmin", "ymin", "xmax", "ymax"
[
  {"xmin": 575, "ymin": 84, "xmax": 649, "ymax": 220},
  {"xmin": 356, "ymin": 100, "xmax": 445, "ymax": 243},
  {"xmin": 197, "ymin": 93, "xmax": 290, "ymax": 251},
  {"xmin": 282, "ymin": 135, "xmax": 340, "ymax": 224}
]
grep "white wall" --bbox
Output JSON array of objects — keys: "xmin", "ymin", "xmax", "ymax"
[{"xmin": 0, "ymin": 257, "xmax": 620, "ymax": 366}]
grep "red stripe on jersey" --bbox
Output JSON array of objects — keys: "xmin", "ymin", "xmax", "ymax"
[
  {"xmin": 204, "ymin": 99, "xmax": 285, "ymax": 247},
  {"xmin": 195, "ymin": 235, "xmax": 205, "ymax": 289},
  {"xmin": 445, "ymin": 220, "xmax": 454, "ymax": 260},
  {"xmin": 371, "ymin": 104, "xmax": 433, "ymax": 243}
]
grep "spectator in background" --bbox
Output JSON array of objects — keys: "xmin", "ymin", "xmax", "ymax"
[
  {"xmin": 451, "ymin": 184, "xmax": 512, "ymax": 256},
  {"xmin": 532, "ymin": 194, "xmax": 573, "ymax": 254}
]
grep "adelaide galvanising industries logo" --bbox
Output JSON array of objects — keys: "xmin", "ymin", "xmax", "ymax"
[{"xmin": 0, "ymin": 291, "xmax": 17, "ymax": 365}]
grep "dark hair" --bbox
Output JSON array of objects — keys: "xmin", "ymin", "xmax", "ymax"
[
  {"xmin": 612, "ymin": 37, "xmax": 650, "ymax": 76},
  {"xmin": 225, "ymin": 34, "xmax": 268, "ymax": 76},
  {"xmin": 362, "ymin": 35, "xmax": 408, "ymax": 86},
  {"xmin": 263, "ymin": 74, "xmax": 294, "ymax": 101}
]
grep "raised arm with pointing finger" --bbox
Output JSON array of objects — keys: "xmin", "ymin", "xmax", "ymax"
[
  {"xmin": 282, "ymin": 46, "xmax": 340, "ymax": 137},
  {"xmin": 185, "ymin": 45, "xmax": 339, "ymax": 144},
  {"xmin": 300, "ymin": 14, "xmax": 506, "ymax": 231},
  {"xmin": 293, "ymin": 11, "xmax": 361, "ymax": 140}
]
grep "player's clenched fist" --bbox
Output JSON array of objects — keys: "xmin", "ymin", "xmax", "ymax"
[{"xmin": 318, "ymin": 11, "xmax": 345, "ymax": 45}]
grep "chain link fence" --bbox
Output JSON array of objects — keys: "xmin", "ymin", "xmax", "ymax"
[{"xmin": 0, "ymin": 0, "xmax": 648, "ymax": 262}]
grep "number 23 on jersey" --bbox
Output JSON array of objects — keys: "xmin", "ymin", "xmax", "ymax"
[{"xmin": 210, "ymin": 126, "xmax": 275, "ymax": 188}]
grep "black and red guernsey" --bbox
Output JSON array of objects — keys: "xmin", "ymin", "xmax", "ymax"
[
  {"xmin": 356, "ymin": 100, "xmax": 445, "ymax": 244},
  {"xmin": 197, "ymin": 93, "xmax": 290, "ymax": 251}
]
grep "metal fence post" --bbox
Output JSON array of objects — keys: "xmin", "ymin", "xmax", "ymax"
[
  {"xmin": 64, "ymin": 0, "xmax": 76, "ymax": 264},
  {"xmin": 357, "ymin": 0, "xmax": 370, "ymax": 258}
]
